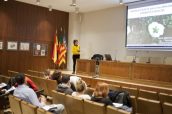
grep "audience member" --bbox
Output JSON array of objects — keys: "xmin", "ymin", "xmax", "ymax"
[
  {"xmin": 91, "ymin": 82, "xmax": 113, "ymax": 106},
  {"xmin": 1, "ymin": 77, "xmax": 17, "ymax": 94},
  {"xmin": 14, "ymin": 73, "xmax": 64, "ymax": 114},
  {"xmin": 51, "ymin": 70, "xmax": 62, "ymax": 84},
  {"xmin": 70, "ymin": 75, "xmax": 87, "ymax": 91},
  {"xmin": 72, "ymin": 79, "xmax": 91, "ymax": 100},
  {"xmin": 44, "ymin": 69, "xmax": 55, "ymax": 79},
  {"xmin": 25, "ymin": 76, "xmax": 38, "ymax": 91},
  {"xmin": 56, "ymin": 75, "xmax": 73, "ymax": 95}
]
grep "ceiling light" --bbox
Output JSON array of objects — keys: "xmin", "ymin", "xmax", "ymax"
[
  {"xmin": 48, "ymin": 5, "xmax": 52, "ymax": 11},
  {"xmin": 75, "ymin": 7, "xmax": 79, "ymax": 14},
  {"xmin": 119, "ymin": 0, "xmax": 123, "ymax": 4},
  {"xmin": 70, "ymin": 0, "xmax": 76, "ymax": 7},
  {"xmin": 36, "ymin": 0, "xmax": 40, "ymax": 5},
  {"xmin": 4, "ymin": 0, "xmax": 8, "ymax": 1}
]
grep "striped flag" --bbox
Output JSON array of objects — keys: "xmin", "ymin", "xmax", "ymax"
[
  {"xmin": 57, "ymin": 29, "xmax": 67, "ymax": 67},
  {"xmin": 52, "ymin": 31, "xmax": 58, "ymax": 64}
]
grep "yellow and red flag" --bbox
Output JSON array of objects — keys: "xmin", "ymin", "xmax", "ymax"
[{"xmin": 52, "ymin": 31, "xmax": 58, "ymax": 64}]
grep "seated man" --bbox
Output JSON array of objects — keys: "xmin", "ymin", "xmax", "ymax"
[
  {"xmin": 14, "ymin": 73, "xmax": 64, "ymax": 114},
  {"xmin": 56, "ymin": 75, "xmax": 73, "ymax": 95}
]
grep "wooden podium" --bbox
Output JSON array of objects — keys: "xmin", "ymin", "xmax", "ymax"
[{"xmin": 76, "ymin": 59, "xmax": 96, "ymax": 76}]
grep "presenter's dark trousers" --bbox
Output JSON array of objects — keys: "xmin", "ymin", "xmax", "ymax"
[{"xmin": 73, "ymin": 54, "xmax": 80, "ymax": 73}]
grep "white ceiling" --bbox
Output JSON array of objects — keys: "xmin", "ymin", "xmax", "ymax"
[{"xmin": 16, "ymin": 0, "xmax": 142, "ymax": 13}]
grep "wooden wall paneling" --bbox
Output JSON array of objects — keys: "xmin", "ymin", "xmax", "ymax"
[{"xmin": 0, "ymin": 0, "xmax": 69, "ymax": 75}]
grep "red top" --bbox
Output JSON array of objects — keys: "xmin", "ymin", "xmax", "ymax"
[{"xmin": 25, "ymin": 77, "xmax": 38, "ymax": 91}]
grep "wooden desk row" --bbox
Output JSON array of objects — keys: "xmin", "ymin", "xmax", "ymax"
[{"xmin": 76, "ymin": 59, "xmax": 172, "ymax": 85}]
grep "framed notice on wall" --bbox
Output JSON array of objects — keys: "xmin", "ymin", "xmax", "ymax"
[
  {"xmin": 19, "ymin": 42, "xmax": 30, "ymax": 51},
  {"xmin": 0, "ymin": 41, "xmax": 3, "ymax": 50},
  {"xmin": 7, "ymin": 41, "xmax": 18, "ymax": 51},
  {"xmin": 33, "ymin": 43, "xmax": 48, "ymax": 56}
]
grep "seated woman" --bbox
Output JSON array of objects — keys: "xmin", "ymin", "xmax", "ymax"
[
  {"xmin": 43, "ymin": 69, "xmax": 55, "ymax": 79},
  {"xmin": 56, "ymin": 75, "xmax": 73, "ymax": 95},
  {"xmin": 91, "ymin": 82, "xmax": 113, "ymax": 106},
  {"xmin": 0, "ymin": 77, "xmax": 17, "ymax": 95},
  {"xmin": 70, "ymin": 75, "xmax": 87, "ymax": 91},
  {"xmin": 51, "ymin": 70, "xmax": 62, "ymax": 84},
  {"xmin": 72, "ymin": 79, "xmax": 91, "ymax": 100}
]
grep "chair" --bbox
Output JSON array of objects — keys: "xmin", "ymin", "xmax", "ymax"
[
  {"xmin": 137, "ymin": 97, "xmax": 162, "ymax": 114},
  {"xmin": 163, "ymin": 102, "xmax": 172, "ymax": 114},
  {"xmin": 65, "ymin": 95, "xmax": 84, "ymax": 114},
  {"xmin": 52, "ymin": 90, "xmax": 66, "ymax": 104},
  {"xmin": 138, "ymin": 89, "xmax": 158, "ymax": 100},
  {"xmin": 46, "ymin": 79, "xmax": 57, "ymax": 97},
  {"xmin": 159, "ymin": 93, "xmax": 172, "ymax": 104},
  {"xmin": 109, "ymin": 84, "xmax": 121, "ymax": 91},
  {"xmin": 106, "ymin": 106, "xmax": 131, "ymax": 114},
  {"xmin": 84, "ymin": 100, "xmax": 105, "ymax": 114},
  {"xmin": 8, "ymin": 95, "xmax": 22, "ymax": 114},
  {"xmin": 27, "ymin": 76, "xmax": 48, "ymax": 95},
  {"xmin": 21, "ymin": 100, "xmax": 37, "ymax": 114},
  {"xmin": 37, "ymin": 108, "xmax": 46, "ymax": 114},
  {"xmin": 130, "ymin": 96, "xmax": 137, "ymax": 114},
  {"xmin": 37, "ymin": 108, "xmax": 54, "ymax": 114},
  {"xmin": 121, "ymin": 86, "xmax": 138, "ymax": 97},
  {"xmin": 91, "ymin": 54, "xmax": 104, "ymax": 65}
]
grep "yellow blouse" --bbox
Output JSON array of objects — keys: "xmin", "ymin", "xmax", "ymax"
[{"xmin": 72, "ymin": 45, "xmax": 80, "ymax": 55}]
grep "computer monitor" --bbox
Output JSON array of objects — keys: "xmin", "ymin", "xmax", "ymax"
[{"xmin": 104, "ymin": 54, "xmax": 112, "ymax": 61}]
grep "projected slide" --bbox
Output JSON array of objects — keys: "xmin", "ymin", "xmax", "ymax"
[{"xmin": 127, "ymin": 2, "xmax": 172, "ymax": 48}]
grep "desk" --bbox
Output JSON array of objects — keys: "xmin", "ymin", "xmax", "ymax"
[{"xmin": 76, "ymin": 59, "xmax": 96, "ymax": 76}]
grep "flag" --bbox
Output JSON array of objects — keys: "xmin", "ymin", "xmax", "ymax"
[
  {"xmin": 57, "ymin": 29, "xmax": 67, "ymax": 66},
  {"xmin": 52, "ymin": 31, "xmax": 58, "ymax": 64}
]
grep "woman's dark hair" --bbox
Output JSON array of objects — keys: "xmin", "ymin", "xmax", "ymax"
[
  {"xmin": 73, "ymin": 40, "xmax": 78, "ymax": 44},
  {"xmin": 8, "ymin": 77, "xmax": 16, "ymax": 87},
  {"xmin": 51, "ymin": 70, "xmax": 62, "ymax": 84},
  {"xmin": 61, "ymin": 75, "xmax": 70, "ymax": 84},
  {"xmin": 15, "ymin": 73, "xmax": 25, "ymax": 85}
]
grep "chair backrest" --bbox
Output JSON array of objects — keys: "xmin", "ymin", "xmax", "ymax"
[
  {"xmin": 138, "ymin": 89, "xmax": 158, "ymax": 100},
  {"xmin": 121, "ymin": 86, "xmax": 138, "ymax": 97},
  {"xmin": 9, "ymin": 95, "xmax": 22, "ymax": 114},
  {"xmin": 52, "ymin": 90, "xmax": 66, "ymax": 104},
  {"xmin": 130, "ymin": 96, "xmax": 137, "ymax": 114},
  {"xmin": 21, "ymin": 100, "xmax": 37, "ymax": 114},
  {"xmin": 37, "ymin": 108, "xmax": 45, "ymax": 114},
  {"xmin": 163, "ymin": 102, "xmax": 172, "ymax": 114},
  {"xmin": 65, "ymin": 95, "xmax": 84, "ymax": 114},
  {"xmin": 27, "ymin": 75, "xmax": 48, "ymax": 95},
  {"xmin": 8, "ymin": 70, "xmax": 19, "ymax": 77},
  {"xmin": 84, "ymin": 100, "xmax": 105, "ymax": 114},
  {"xmin": 109, "ymin": 84, "xmax": 121, "ymax": 91},
  {"xmin": 37, "ymin": 108, "xmax": 53, "ymax": 114},
  {"xmin": 159, "ymin": 93, "xmax": 172, "ymax": 104},
  {"xmin": 46, "ymin": 79, "xmax": 57, "ymax": 96},
  {"xmin": 137, "ymin": 97, "xmax": 162, "ymax": 114},
  {"xmin": 106, "ymin": 106, "xmax": 131, "ymax": 114}
]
